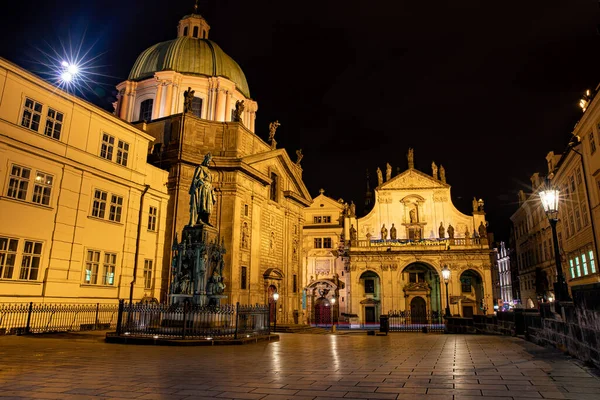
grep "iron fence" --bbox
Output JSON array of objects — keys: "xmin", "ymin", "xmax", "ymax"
[
  {"xmin": 388, "ymin": 310, "xmax": 445, "ymax": 332},
  {"xmin": 0, "ymin": 303, "xmax": 118, "ymax": 335},
  {"xmin": 117, "ymin": 301, "xmax": 270, "ymax": 340}
]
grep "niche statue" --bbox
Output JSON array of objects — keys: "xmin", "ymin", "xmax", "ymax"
[{"xmin": 189, "ymin": 153, "xmax": 217, "ymax": 226}]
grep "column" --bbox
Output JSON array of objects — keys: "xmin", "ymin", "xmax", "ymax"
[
  {"xmin": 152, "ymin": 82, "xmax": 163, "ymax": 119},
  {"xmin": 250, "ymin": 111, "xmax": 256, "ymax": 133},
  {"xmin": 216, "ymin": 89, "xmax": 226, "ymax": 121},
  {"xmin": 164, "ymin": 82, "xmax": 173, "ymax": 117},
  {"xmin": 119, "ymin": 85, "xmax": 130, "ymax": 121},
  {"xmin": 224, "ymin": 91, "xmax": 231, "ymax": 121}
]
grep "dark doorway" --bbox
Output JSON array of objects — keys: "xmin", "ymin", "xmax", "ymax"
[
  {"xmin": 267, "ymin": 285, "xmax": 277, "ymax": 323},
  {"xmin": 410, "ymin": 296, "xmax": 427, "ymax": 324},
  {"xmin": 365, "ymin": 306, "xmax": 376, "ymax": 323},
  {"xmin": 463, "ymin": 305, "xmax": 474, "ymax": 318},
  {"xmin": 314, "ymin": 297, "xmax": 331, "ymax": 326}
]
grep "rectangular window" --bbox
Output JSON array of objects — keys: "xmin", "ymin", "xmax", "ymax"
[
  {"xmin": 109, "ymin": 195, "xmax": 123, "ymax": 222},
  {"xmin": 32, "ymin": 171, "xmax": 53, "ymax": 206},
  {"xmin": 575, "ymin": 209, "xmax": 582, "ymax": 232},
  {"xmin": 323, "ymin": 216, "xmax": 331, "ymax": 223},
  {"xmin": 582, "ymin": 253, "xmax": 588, "ymax": 275},
  {"xmin": 589, "ymin": 251, "xmax": 596, "ymax": 273},
  {"xmin": 139, "ymin": 99, "xmax": 153, "ymax": 122},
  {"xmin": 92, "ymin": 189, "xmax": 107, "ymax": 218},
  {"xmin": 575, "ymin": 256, "xmax": 582, "ymax": 277},
  {"xmin": 570, "ymin": 175, "xmax": 576, "ymax": 192},
  {"xmin": 21, "ymin": 98, "xmax": 42, "ymax": 131},
  {"xmin": 147, "ymin": 206, "xmax": 157, "ymax": 231},
  {"xmin": 269, "ymin": 173, "xmax": 278, "ymax": 201},
  {"xmin": 84, "ymin": 250, "xmax": 100, "ymax": 284},
  {"xmin": 143, "ymin": 259, "xmax": 153, "ymax": 289},
  {"xmin": 323, "ymin": 237, "xmax": 332, "ymax": 248},
  {"xmin": 0, "ymin": 237, "xmax": 18, "ymax": 279},
  {"xmin": 7, "ymin": 165, "xmax": 31, "ymax": 200},
  {"xmin": 241, "ymin": 266, "xmax": 247, "ymax": 290},
  {"xmin": 44, "ymin": 108, "xmax": 63, "ymax": 140},
  {"xmin": 19, "ymin": 241, "xmax": 42, "ymax": 280},
  {"xmin": 590, "ymin": 130, "xmax": 597, "ymax": 154},
  {"xmin": 244, "ymin": 204, "xmax": 249, "ymax": 217},
  {"xmin": 582, "ymin": 204, "xmax": 589, "ymax": 227},
  {"xmin": 102, "ymin": 253, "xmax": 116, "ymax": 285},
  {"xmin": 100, "ymin": 133, "xmax": 115, "ymax": 160},
  {"xmin": 461, "ymin": 277, "xmax": 472, "ymax": 293},
  {"xmin": 293, "ymin": 274, "xmax": 298, "ymax": 293},
  {"xmin": 365, "ymin": 279, "xmax": 375, "ymax": 294},
  {"xmin": 116, "ymin": 140, "xmax": 129, "ymax": 166},
  {"xmin": 314, "ymin": 238, "xmax": 322, "ymax": 248},
  {"xmin": 568, "ymin": 214, "xmax": 575, "ymax": 237},
  {"xmin": 191, "ymin": 97, "xmax": 202, "ymax": 118},
  {"xmin": 313, "ymin": 216, "xmax": 322, "ymax": 223},
  {"xmin": 576, "ymin": 167, "xmax": 583, "ymax": 185}
]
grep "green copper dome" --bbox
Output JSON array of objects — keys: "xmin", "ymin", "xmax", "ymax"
[{"xmin": 128, "ymin": 37, "xmax": 250, "ymax": 98}]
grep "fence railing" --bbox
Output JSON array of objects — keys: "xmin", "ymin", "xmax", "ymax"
[
  {"xmin": 0, "ymin": 303, "xmax": 119, "ymax": 335},
  {"xmin": 387, "ymin": 310, "xmax": 445, "ymax": 332},
  {"xmin": 116, "ymin": 301, "xmax": 270, "ymax": 340}
]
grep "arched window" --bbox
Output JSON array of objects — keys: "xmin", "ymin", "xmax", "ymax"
[
  {"xmin": 139, "ymin": 99, "xmax": 153, "ymax": 122},
  {"xmin": 191, "ymin": 97, "xmax": 202, "ymax": 118},
  {"xmin": 193, "ymin": 26, "xmax": 199, "ymax": 38},
  {"xmin": 183, "ymin": 26, "xmax": 189, "ymax": 36},
  {"xmin": 270, "ymin": 172, "xmax": 278, "ymax": 201}
]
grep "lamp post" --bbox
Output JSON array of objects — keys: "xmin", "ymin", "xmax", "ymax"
[
  {"xmin": 442, "ymin": 265, "xmax": 451, "ymax": 318},
  {"xmin": 330, "ymin": 297, "xmax": 336, "ymax": 332},
  {"xmin": 272, "ymin": 292, "xmax": 279, "ymax": 333},
  {"xmin": 539, "ymin": 184, "xmax": 571, "ymax": 308}
]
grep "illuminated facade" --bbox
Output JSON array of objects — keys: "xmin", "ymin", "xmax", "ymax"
[{"xmin": 0, "ymin": 58, "xmax": 169, "ymax": 303}]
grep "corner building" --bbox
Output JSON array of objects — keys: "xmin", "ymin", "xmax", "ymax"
[
  {"xmin": 342, "ymin": 156, "xmax": 494, "ymax": 323},
  {"xmin": 116, "ymin": 12, "xmax": 312, "ymax": 322}
]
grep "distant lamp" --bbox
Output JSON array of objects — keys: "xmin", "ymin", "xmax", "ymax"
[
  {"xmin": 442, "ymin": 265, "xmax": 451, "ymax": 318},
  {"xmin": 272, "ymin": 292, "xmax": 279, "ymax": 333},
  {"xmin": 59, "ymin": 61, "xmax": 80, "ymax": 84},
  {"xmin": 539, "ymin": 180, "xmax": 571, "ymax": 307},
  {"xmin": 330, "ymin": 297, "xmax": 337, "ymax": 332}
]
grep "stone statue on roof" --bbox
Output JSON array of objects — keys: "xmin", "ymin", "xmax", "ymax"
[
  {"xmin": 432, "ymin": 161, "xmax": 438, "ymax": 179},
  {"xmin": 407, "ymin": 148, "xmax": 414, "ymax": 169},
  {"xmin": 439, "ymin": 165, "xmax": 446, "ymax": 183},
  {"xmin": 296, "ymin": 149, "xmax": 303, "ymax": 165},
  {"xmin": 268, "ymin": 120, "xmax": 280, "ymax": 142},
  {"xmin": 233, "ymin": 100, "xmax": 245, "ymax": 123},
  {"xmin": 376, "ymin": 168, "xmax": 383, "ymax": 186},
  {"xmin": 386, "ymin": 163, "xmax": 392, "ymax": 181},
  {"xmin": 184, "ymin": 87, "xmax": 195, "ymax": 114}
]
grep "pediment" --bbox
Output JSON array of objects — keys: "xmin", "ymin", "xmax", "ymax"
[{"xmin": 380, "ymin": 169, "xmax": 448, "ymax": 190}]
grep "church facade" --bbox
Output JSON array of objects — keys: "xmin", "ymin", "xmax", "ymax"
[{"xmin": 339, "ymin": 152, "xmax": 494, "ymax": 324}]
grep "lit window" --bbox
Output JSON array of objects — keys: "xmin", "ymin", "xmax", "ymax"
[
  {"xmin": 0, "ymin": 237, "xmax": 18, "ymax": 279},
  {"xmin": 44, "ymin": 108, "xmax": 63, "ymax": 140},
  {"xmin": 323, "ymin": 238, "xmax": 332, "ymax": 248},
  {"xmin": 147, "ymin": 206, "xmax": 157, "ymax": 231},
  {"xmin": 32, "ymin": 171, "xmax": 53, "ymax": 206},
  {"xmin": 589, "ymin": 251, "xmax": 596, "ymax": 274},
  {"xmin": 314, "ymin": 238, "xmax": 322, "ymax": 248},
  {"xmin": 116, "ymin": 140, "xmax": 129, "ymax": 166},
  {"xmin": 7, "ymin": 165, "xmax": 31, "ymax": 201},
  {"xmin": 92, "ymin": 190, "xmax": 107, "ymax": 218},
  {"xmin": 143, "ymin": 259, "xmax": 153, "ymax": 289},
  {"xmin": 109, "ymin": 195, "xmax": 123, "ymax": 222},
  {"xmin": 139, "ymin": 99, "xmax": 153, "ymax": 122},
  {"xmin": 582, "ymin": 253, "xmax": 588, "ymax": 275},
  {"xmin": 21, "ymin": 98, "xmax": 42, "ymax": 131},
  {"xmin": 590, "ymin": 130, "xmax": 597, "ymax": 155},
  {"xmin": 575, "ymin": 257, "xmax": 582, "ymax": 277},
  {"xmin": 19, "ymin": 241, "xmax": 42, "ymax": 280},
  {"xmin": 313, "ymin": 216, "xmax": 322, "ymax": 223},
  {"xmin": 84, "ymin": 250, "xmax": 100, "ymax": 284},
  {"xmin": 100, "ymin": 133, "xmax": 115, "ymax": 160},
  {"xmin": 323, "ymin": 216, "xmax": 331, "ymax": 223},
  {"xmin": 102, "ymin": 253, "xmax": 116, "ymax": 285}
]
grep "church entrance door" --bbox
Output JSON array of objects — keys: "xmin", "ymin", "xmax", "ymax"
[
  {"xmin": 314, "ymin": 297, "xmax": 331, "ymax": 327},
  {"xmin": 365, "ymin": 307, "xmax": 376, "ymax": 324},
  {"xmin": 410, "ymin": 296, "xmax": 427, "ymax": 324}
]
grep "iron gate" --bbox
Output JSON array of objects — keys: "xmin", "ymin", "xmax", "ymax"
[{"xmin": 388, "ymin": 310, "xmax": 444, "ymax": 332}]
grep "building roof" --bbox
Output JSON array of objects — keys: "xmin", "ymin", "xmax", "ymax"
[{"xmin": 128, "ymin": 37, "xmax": 251, "ymax": 98}]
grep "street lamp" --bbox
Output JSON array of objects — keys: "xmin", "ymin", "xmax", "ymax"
[
  {"xmin": 442, "ymin": 265, "xmax": 451, "ymax": 318},
  {"xmin": 272, "ymin": 292, "xmax": 279, "ymax": 333},
  {"xmin": 330, "ymin": 297, "xmax": 336, "ymax": 332},
  {"xmin": 539, "ymin": 183, "xmax": 571, "ymax": 307}
]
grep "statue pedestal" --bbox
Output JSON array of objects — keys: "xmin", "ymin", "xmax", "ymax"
[{"xmin": 208, "ymin": 295, "xmax": 228, "ymax": 307}]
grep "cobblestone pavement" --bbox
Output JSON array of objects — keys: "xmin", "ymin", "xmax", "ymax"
[{"xmin": 1, "ymin": 333, "xmax": 599, "ymax": 400}]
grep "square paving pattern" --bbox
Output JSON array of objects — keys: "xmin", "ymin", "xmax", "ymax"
[{"xmin": 1, "ymin": 333, "xmax": 599, "ymax": 399}]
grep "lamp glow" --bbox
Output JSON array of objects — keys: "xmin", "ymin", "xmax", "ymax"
[
  {"xmin": 61, "ymin": 71, "xmax": 73, "ymax": 82},
  {"xmin": 539, "ymin": 188, "xmax": 559, "ymax": 216},
  {"xmin": 273, "ymin": 292, "xmax": 279, "ymax": 301},
  {"xmin": 442, "ymin": 265, "xmax": 450, "ymax": 282}
]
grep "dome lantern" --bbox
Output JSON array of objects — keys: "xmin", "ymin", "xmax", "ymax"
[{"xmin": 177, "ymin": 2, "xmax": 211, "ymax": 39}]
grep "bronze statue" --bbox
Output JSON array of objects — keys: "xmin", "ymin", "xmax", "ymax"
[
  {"xmin": 386, "ymin": 163, "xmax": 392, "ymax": 182},
  {"xmin": 432, "ymin": 161, "xmax": 438, "ymax": 179},
  {"xmin": 390, "ymin": 223, "xmax": 397, "ymax": 240},
  {"xmin": 439, "ymin": 222, "xmax": 445, "ymax": 239},
  {"xmin": 381, "ymin": 224, "xmax": 388, "ymax": 240},
  {"xmin": 189, "ymin": 153, "xmax": 217, "ymax": 226},
  {"xmin": 447, "ymin": 224, "xmax": 455, "ymax": 239},
  {"xmin": 296, "ymin": 149, "xmax": 303, "ymax": 165},
  {"xmin": 184, "ymin": 87, "xmax": 195, "ymax": 114},
  {"xmin": 407, "ymin": 148, "xmax": 414, "ymax": 169},
  {"xmin": 439, "ymin": 165, "xmax": 446, "ymax": 183},
  {"xmin": 233, "ymin": 100, "xmax": 245, "ymax": 122},
  {"xmin": 478, "ymin": 221, "xmax": 487, "ymax": 238},
  {"xmin": 349, "ymin": 224, "xmax": 357, "ymax": 241},
  {"xmin": 376, "ymin": 167, "xmax": 383, "ymax": 186},
  {"xmin": 268, "ymin": 120, "xmax": 280, "ymax": 141}
]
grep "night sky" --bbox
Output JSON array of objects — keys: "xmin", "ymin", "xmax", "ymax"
[{"xmin": 2, "ymin": 0, "xmax": 600, "ymax": 241}]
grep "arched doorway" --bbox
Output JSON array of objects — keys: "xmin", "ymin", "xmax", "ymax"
[
  {"xmin": 401, "ymin": 263, "xmax": 442, "ymax": 316},
  {"xmin": 314, "ymin": 297, "xmax": 331, "ymax": 327},
  {"xmin": 267, "ymin": 285, "xmax": 277, "ymax": 323},
  {"xmin": 359, "ymin": 270, "xmax": 381, "ymax": 324},
  {"xmin": 459, "ymin": 269, "xmax": 484, "ymax": 317},
  {"xmin": 410, "ymin": 296, "xmax": 427, "ymax": 324}
]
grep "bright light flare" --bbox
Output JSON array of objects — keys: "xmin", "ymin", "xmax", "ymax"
[
  {"xmin": 67, "ymin": 63, "xmax": 79, "ymax": 75},
  {"xmin": 61, "ymin": 71, "xmax": 73, "ymax": 82}
]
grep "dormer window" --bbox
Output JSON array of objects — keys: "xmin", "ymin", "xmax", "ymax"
[{"xmin": 193, "ymin": 26, "xmax": 199, "ymax": 38}]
